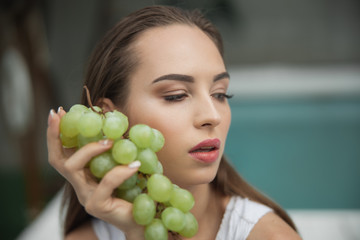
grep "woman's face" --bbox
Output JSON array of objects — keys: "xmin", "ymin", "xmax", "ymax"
[{"xmin": 123, "ymin": 24, "xmax": 231, "ymax": 188}]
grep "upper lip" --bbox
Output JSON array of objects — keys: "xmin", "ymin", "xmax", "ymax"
[{"xmin": 189, "ymin": 138, "xmax": 221, "ymax": 152}]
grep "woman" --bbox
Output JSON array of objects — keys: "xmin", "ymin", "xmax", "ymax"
[{"xmin": 47, "ymin": 5, "xmax": 301, "ymax": 240}]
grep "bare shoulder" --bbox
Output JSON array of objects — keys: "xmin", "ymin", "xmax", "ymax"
[
  {"xmin": 65, "ymin": 221, "xmax": 98, "ymax": 240},
  {"xmin": 247, "ymin": 212, "xmax": 302, "ymax": 240}
]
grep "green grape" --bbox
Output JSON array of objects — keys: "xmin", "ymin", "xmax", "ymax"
[
  {"xmin": 77, "ymin": 111, "xmax": 103, "ymax": 138},
  {"xmin": 60, "ymin": 111, "xmax": 82, "ymax": 138},
  {"xmin": 90, "ymin": 106, "xmax": 102, "ymax": 113},
  {"xmin": 145, "ymin": 218, "xmax": 168, "ymax": 240},
  {"xmin": 161, "ymin": 207, "xmax": 186, "ymax": 232},
  {"xmin": 150, "ymin": 128, "xmax": 165, "ymax": 152},
  {"xmin": 103, "ymin": 114, "xmax": 128, "ymax": 140},
  {"xmin": 133, "ymin": 193, "xmax": 156, "ymax": 225},
  {"xmin": 60, "ymin": 133, "xmax": 78, "ymax": 148},
  {"xmin": 137, "ymin": 149, "xmax": 158, "ymax": 174},
  {"xmin": 169, "ymin": 187, "xmax": 194, "ymax": 213},
  {"xmin": 105, "ymin": 110, "xmax": 128, "ymax": 122},
  {"xmin": 112, "ymin": 139, "xmax": 137, "ymax": 164},
  {"xmin": 116, "ymin": 185, "xmax": 142, "ymax": 203},
  {"xmin": 89, "ymin": 152, "xmax": 117, "ymax": 178},
  {"xmin": 147, "ymin": 174, "xmax": 172, "ymax": 203},
  {"xmin": 77, "ymin": 132, "xmax": 103, "ymax": 148},
  {"xmin": 69, "ymin": 104, "xmax": 89, "ymax": 113},
  {"xmin": 179, "ymin": 212, "xmax": 198, "ymax": 238},
  {"xmin": 118, "ymin": 174, "xmax": 137, "ymax": 190},
  {"xmin": 129, "ymin": 124, "xmax": 154, "ymax": 148},
  {"xmin": 58, "ymin": 103, "xmax": 194, "ymax": 240},
  {"xmin": 155, "ymin": 160, "xmax": 163, "ymax": 174}
]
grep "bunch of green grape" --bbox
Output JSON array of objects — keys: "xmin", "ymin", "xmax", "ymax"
[{"xmin": 59, "ymin": 104, "xmax": 198, "ymax": 240}]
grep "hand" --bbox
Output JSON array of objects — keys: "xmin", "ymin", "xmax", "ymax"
[{"xmin": 47, "ymin": 108, "xmax": 145, "ymax": 239}]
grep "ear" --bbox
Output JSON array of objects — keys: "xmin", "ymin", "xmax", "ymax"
[{"xmin": 96, "ymin": 98, "xmax": 119, "ymax": 113}]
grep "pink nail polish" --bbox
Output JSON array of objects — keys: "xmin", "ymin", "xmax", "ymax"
[
  {"xmin": 129, "ymin": 160, "xmax": 141, "ymax": 169},
  {"xmin": 99, "ymin": 139, "xmax": 112, "ymax": 146},
  {"xmin": 48, "ymin": 109, "xmax": 55, "ymax": 125}
]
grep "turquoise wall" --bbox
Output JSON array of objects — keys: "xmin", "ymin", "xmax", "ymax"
[{"xmin": 225, "ymin": 97, "xmax": 360, "ymax": 209}]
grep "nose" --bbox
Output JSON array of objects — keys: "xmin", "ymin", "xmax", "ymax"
[{"xmin": 194, "ymin": 95, "xmax": 221, "ymax": 128}]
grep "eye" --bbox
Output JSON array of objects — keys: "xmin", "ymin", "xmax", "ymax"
[
  {"xmin": 212, "ymin": 93, "xmax": 233, "ymax": 102},
  {"xmin": 164, "ymin": 93, "xmax": 188, "ymax": 102}
]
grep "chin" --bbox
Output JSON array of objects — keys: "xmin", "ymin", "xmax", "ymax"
[
  {"xmin": 166, "ymin": 166, "xmax": 218, "ymax": 189},
  {"xmin": 196, "ymin": 170, "xmax": 218, "ymax": 185}
]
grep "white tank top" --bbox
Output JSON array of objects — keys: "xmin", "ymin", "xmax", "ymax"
[{"xmin": 91, "ymin": 196, "xmax": 272, "ymax": 240}]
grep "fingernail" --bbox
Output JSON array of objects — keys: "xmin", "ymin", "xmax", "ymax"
[
  {"xmin": 99, "ymin": 139, "xmax": 112, "ymax": 146},
  {"xmin": 57, "ymin": 106, "xmax": 63, "ymax": 114},
  {"xmin": 128, "ymin": 160, "xmax": 141, "ymax": 169},
  {"xmin": 48, "ymin": 109, "xmax": 55, "ymax": 125}
]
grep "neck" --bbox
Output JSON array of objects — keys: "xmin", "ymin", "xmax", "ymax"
[
  {"xmin": 184, "ymin": 184, "xmax": 228, "ymax": 239},
  {"xmin": 188, "ymin": 184, "xmax": 213, "ymax": 219}
]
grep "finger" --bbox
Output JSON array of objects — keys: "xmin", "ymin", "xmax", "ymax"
[
  {"xmin": 83, "ymin": 162, "xmax": 140, "ymax": 220},
  {"xmin": 60, "ymin": 140, "xmax": 114, "ymax": 206},
  {"xmin": 91, "ymin": 161, "xmax": 141, "ymax": 204},
  {"xmin": 57, "ymin": 106, "xmax": 66, "ymax": 117},
  {"xmin": 47, "ymin": 109, "xmax": 65, "ymax": 166},
  {"xmin": 63, "ymin": 139, "xmax": 113, "ymax": 173},
  {"xmin": 85, "ymin": 192, "xmax": 135, "ymax": 230},
  {"xmin": 63, "ymin": 147, "xmax": 76, "ymax": 158},
  {"xmin": 71, "ymin": 168, "xmax": 98, "ymax": 206}
]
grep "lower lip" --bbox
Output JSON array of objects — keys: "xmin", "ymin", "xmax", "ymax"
[{"xmin": 189, "ymin": 149, "xmax": 220, "ymax": 163}]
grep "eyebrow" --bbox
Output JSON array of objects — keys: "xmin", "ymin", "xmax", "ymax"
[
  {"xmin": 214, "ymin": 72, "xmax": 230, "ymax": 82},
  {"xmin": 152, "ymin": 71, "xmax": 230, "ymax": 84},
  {"xmin": 152, "ymin": 74, "xmax": 194, "ymax": 83}
]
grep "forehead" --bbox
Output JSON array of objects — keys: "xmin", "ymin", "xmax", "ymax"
[
  {"xmin": 135, "ymin": 24, "xmax": 213, "ymax": 46},
  {"xmin": 132, "ymin": 24, "xmax": 224, "ymax": 73}
]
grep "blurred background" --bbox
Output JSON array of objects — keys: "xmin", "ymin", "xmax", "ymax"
[{"xmin": 0, "ymin": 0, "xmax": 359, "ymax": 239}]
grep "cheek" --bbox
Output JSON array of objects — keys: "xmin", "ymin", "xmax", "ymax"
[
  {"xmin": 127, "ymin": 99, "xmax": 186, "ymax": 131},
  {"xmin": 217, "ymin": 104, "xmax": 231, "ymax": 135},
  {"xmin": 151, "ymin": 120, "xmax": 186, "ymax": 155},
  {"xmin": 224, "ymin": 109, "xmax": 231, "ymax": 132},
  {"xmin": 125, "ymin": 101, "xmax": 160, "ymax": 126},
  {"xmin": 126, "ymin": 103, "xmax": 187, "ymax": 150},
  {"xmin": 143, "ymin": 114, "xmax": 188, "ymax": 163}
]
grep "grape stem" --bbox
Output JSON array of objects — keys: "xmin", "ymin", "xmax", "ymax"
[
  {"xmin": 155, "ymin": 202, "xmax": 165, "ymax": 217},
  {"xmin": 83, "ymin": 85, "xmax": 103, "ymax": 114},
  {"xmin": 170, "ymin": 232, "xmax": 181, "ymax": 240}
]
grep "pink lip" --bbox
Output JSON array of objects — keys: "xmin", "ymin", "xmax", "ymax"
[{"xmin": 189, "ymin": 138, "xmax": 221, "ymax": 163}]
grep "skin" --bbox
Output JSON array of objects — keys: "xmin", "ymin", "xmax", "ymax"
[
  {"xmin": 123, "ymin": 25, "xmax": 232, "ymax": 239},
  {"xmin": 124, "ymin": 25, "xmax": 231, "ymax": 189},
  {"xmin": 47, "ymin": 24, "xmax": 301, "ymax": 239}
]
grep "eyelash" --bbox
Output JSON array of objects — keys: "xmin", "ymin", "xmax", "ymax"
[
  {"xmin": 163, "ymin": 93, "xmax": 233, "ymax": 102},
  {"xmin": 212, "ymin": 93, "xmax": 233, "ymax": 101},
  {"xmin": 164, "ymin": 94, "xmax": 188, "ymax": 102}
]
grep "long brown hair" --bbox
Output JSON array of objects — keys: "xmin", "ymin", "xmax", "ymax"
[{"xmin": 62, "ymin": 5, "xmax": 297, "ymax": 235}]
